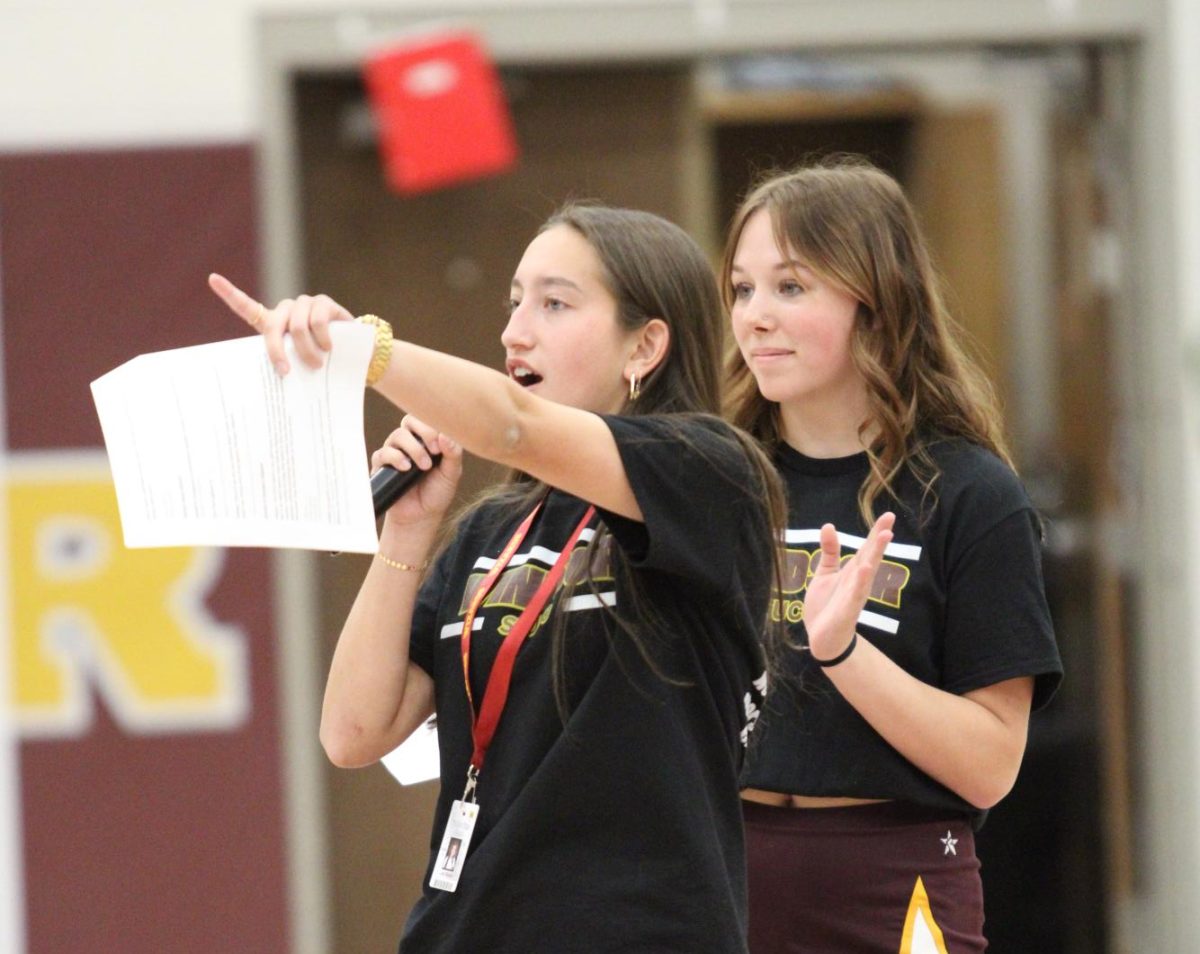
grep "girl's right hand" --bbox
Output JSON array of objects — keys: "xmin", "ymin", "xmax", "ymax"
[
  {"xmin": 371, "ymin": 416, "xmax": 463, "ymax": 525},
  {"xmin": 802, "ymin": 512, "xmax": 895, "ymax": 662}
]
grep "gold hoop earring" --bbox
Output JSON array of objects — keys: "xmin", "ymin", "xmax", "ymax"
[{"xmin": 628, "ymin": 371, "xmax": 641, "ymax": 402}]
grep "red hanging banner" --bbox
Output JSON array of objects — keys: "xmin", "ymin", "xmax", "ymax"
[{"xmin": 363, "ymin": 30, "xmax": 519, "ymax": 194}]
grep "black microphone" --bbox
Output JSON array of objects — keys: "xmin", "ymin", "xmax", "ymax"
[{"xmin": 371, "ymin": 456, "xmax": 443, "ymax": 518}]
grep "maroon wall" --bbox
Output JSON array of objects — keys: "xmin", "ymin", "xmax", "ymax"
[{"xmin": 1, "ymin": 146, "xmax": 292, "ymax": 953}]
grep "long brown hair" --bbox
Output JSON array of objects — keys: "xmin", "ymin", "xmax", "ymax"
[
  {"xmin": 721, "ymin": 157, "xmax": 1012, "ymax": 523},
  {"xmin": 468, "ymin": 203, "xmax": 788, "ymax": 713}
]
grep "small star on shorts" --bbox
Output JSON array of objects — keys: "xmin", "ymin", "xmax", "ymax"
[{"xmin": 941, "ymin": 831, "xmax": 958, "ymax": 856}]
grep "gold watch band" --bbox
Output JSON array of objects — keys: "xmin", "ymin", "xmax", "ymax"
[{"xmin": 356, "ymin": 313, "xmax": 394, "ymax": 387}]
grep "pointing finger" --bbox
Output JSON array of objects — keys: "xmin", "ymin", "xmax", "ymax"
[{"xmin": 208, "ymin": 273, "xmax": 263, "ymax": 327}]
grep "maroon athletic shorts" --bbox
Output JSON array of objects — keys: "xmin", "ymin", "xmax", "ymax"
[{"xmin": 743, "ymin": 799, "xmax": 987, "ymax": 953}]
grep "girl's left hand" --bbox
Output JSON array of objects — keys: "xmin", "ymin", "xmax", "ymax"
[
  {"xmin": 208, "ymin": 272, "xmax": 355, "ymax": 375},
  {"xmin": 803, "ymin": 512, "xmax": 895, "ymax": 662}
]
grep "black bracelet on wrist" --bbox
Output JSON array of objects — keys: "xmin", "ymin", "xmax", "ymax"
[{"xmin": 812, "ymin": 632, "xmax": 858, "ymax": 668}]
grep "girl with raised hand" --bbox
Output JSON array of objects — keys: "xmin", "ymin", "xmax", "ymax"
[
  {"xmin": 723, "ymin": 159, "xmax": 1063, "ymax": 953},
  {"xmin": 211, "ymin": 203, "xmax": 892, "ymax": 954}
]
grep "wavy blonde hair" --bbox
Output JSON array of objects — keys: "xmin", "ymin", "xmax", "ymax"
[{"xmin": 721, "ymin": 157, "xmax": 1013, "ymax": 523}]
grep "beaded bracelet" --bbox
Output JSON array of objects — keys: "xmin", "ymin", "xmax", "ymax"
[
  {"xmin": 356, "ymin": 313, "xmax": 394, "ymax": 387},
  {"xmin": 812, "ymin": 632, "xmax": 859, "ymax": 668},
  {"xmin": 376, "ymin": 552, "xmax": 429, "ymax": 573}
]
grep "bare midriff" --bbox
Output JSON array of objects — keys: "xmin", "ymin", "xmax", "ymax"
[{"xmin": 741, "ymin": 788, "xmax": 891, "ymax": 809}]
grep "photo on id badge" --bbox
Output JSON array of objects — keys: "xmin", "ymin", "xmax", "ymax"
[
  {"xmin": 431, "ymin": 799, "xmax": 480, "ymax": 893},
  {"xmin": 441, "ymin": 838, "xmax": 462, "ymax": 872}
]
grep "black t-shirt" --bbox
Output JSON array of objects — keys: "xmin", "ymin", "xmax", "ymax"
[
  {"xmin": 741, "ymin": 439, "xmax": 1062, "ymax": 827},
  {"xmin": 402, "ymin": 414, "xmax": 771, "ymax": 954}
]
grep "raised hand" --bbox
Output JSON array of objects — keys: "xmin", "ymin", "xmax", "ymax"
[
  {"xmin": 371, "ymin": 416, "xmax": 463, "ymax": 525},
  {"xmin": 802, "ymin": 512, "xmax": 895, "ymax": 663},
  {"xmin": 208, "ymin": 272, "xmax": 355, "ymax": 376}
]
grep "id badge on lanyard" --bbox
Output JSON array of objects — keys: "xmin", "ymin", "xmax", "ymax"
[{"xmin": 430, "ymin": 499, "xmax": 595, "ymax": 893}]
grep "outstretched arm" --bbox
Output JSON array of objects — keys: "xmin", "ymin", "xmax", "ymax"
[
  {"xmin": 803, "ymin": 519, "xmax": 1033, "ymax": 809},
  {"xmin": 208, "ymin": 275, "xmax": 644, "ymax": 520}
]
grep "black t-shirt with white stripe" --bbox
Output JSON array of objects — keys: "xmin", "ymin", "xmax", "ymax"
[
  {"xmin": 403, "ymin": 413, "xmax": 771, "ymax": 954},
  {"xmin": 741, "ymin": 439, "xmax": 1062, "ymax": 827}
]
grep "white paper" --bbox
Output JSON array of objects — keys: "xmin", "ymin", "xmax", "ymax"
[
  {"xmin": 90, "ymin": 323, "xmax": 380, "ymax": 553},
  {"xmin": 381, "ymin": 717, "xmax": 440, "ymax": 786}
]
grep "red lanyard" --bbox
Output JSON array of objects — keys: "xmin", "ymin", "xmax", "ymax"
[{"xmin": 459, "ymin": 499, "xmax": 596, "ymax": 792}]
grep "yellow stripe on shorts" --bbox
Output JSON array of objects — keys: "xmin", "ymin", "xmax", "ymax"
[{"xmin": 898, "ymin": 876, "xmax": 950, "ymax": 954}]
